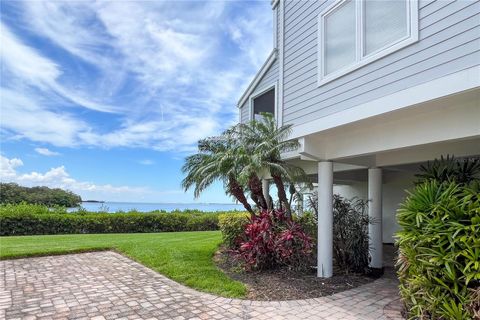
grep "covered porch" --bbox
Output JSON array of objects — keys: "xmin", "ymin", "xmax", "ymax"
[
  {"xmin": 296, "ymin": 140, "xmax": 479, "ymax": 277},
  {"xmin": 284, "ymin": 89, "xmax": 480, "ymax": 277}
]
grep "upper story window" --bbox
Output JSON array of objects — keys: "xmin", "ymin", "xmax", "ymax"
[
  {"xmin": 252, "ymin": 87, "xmax": 275, "ymax": 121},
  {"xmin": 318, "ymin": 0, "xmax": 418, "ymax": 86}
]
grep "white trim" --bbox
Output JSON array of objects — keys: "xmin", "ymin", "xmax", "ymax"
[
  {"xmin": 291, "ymin": 65, "xmax": 480, "ymax": 139},
  {"xmin": 318, "ymin": 0, "xmax": 419, "ymax": 86},
  {"xmin": 237, "ymin": 50, "xmax": 277, "ymax": 108},
  {"xmin": 248, "ymin": 83, "xmax": 277, "ymax": 121},
  {"xmin": 273, "ymin": 4, "xmax": 278, "ymax": 49},
  {"xmin": 274, "ymin": 81, "xmax": 279, "ymax": 124},
  {"xmin": 277, "ymin": 0, "xmax": 284, "ymax": 127}
]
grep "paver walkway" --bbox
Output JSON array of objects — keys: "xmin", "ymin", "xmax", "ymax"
[{"xmin": 0, "ymin": 251, "xmax": 403, "ymax": 320}]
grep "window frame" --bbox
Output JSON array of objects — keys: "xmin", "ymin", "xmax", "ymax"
[
  {"xmin": 249, "ymin": 83, "xmax": 277, "ymax": 122},
  {"xmin": 317, "ymin": 0, "xmax": 418, "ymax": 87}
]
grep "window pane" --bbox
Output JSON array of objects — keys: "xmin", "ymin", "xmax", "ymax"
[
  {"xmin": 324, "ymin": 0, "xmax": 356, "ymax": 75},
  {"xmin": 365, "ymin": 0, "xmax": 408, "ymax": 55},
  {"xmin": 253, "ymin": 89, "xmax": 275, "ymax": 117}
]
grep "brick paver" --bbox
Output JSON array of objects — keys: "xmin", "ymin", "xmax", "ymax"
[{"xmin": 0, "ymin": 252, "xmax": 403, "ymax": 319}]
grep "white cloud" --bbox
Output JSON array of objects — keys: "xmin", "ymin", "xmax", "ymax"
[
  {"xmin": 139, "ymin": 159, "xmax": 154, "ymax": 165},
  {"xmin": 0, "ymin": 154, "xmax": 151, "ymax": 201},
  {"xmin": 0, "ymin": 22, "xmax": 60, "ymax": 88},
  {"xmin": 34, "ymin": 148, "xmax": 60, "ymax": 156},
  {"xmin": 0, "ymin": 154, "xmax": 238, "ymax": 204},
  {"xmin": 225, "ymin": 6, "xmax": 274, "ymax": 68},
  {"xmin": 0, "ymin": 156, "xmax": 23, "ymax": 180},
  {"xmin": 1, "ymin": 1, "xmax": 272, "ymax": 152},
  {"xmin": 0, "ymin": 88, "xmax": 90, "ymax": 147},
  {"xmin": 0, "ymin": 22, "xmax": 120, "ymax": 114},
  {"xmin": 22, "ymin": 1, "xmax": 113, "ymax": 65}
]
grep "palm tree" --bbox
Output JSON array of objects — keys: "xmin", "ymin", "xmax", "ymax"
[
  {"xmin": 182, "ymin": 114, "xmax": 308, "ymax": 217},
  {"xmin": 182, "ymin": 135, "xmax": 254, "ymax": 215},
  {"xmin": 234, "ymin": 144, "xmax": 269, "ymax": 211},
  {"xmin": 239, "ymin": 113, "xmax": 310, "ymax": 217}
]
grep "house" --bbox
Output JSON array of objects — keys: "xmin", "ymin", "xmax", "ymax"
[{"xmin": 237, "ymin": 0, "xmax": 480, "ymax": 277}]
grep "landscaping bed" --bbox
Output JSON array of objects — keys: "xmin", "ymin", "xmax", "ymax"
[{"xmin": 215, "ymin": 249, "xmax": 380, "ymax": 300}]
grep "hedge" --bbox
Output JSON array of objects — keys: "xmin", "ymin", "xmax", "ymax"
[
  {"xmin": 218, "ymin": 212, "xmax": 250, "ymax": 248},
  {"xmin": 0, "ymin": 204, "xmax": 246, "ymax": 236},
  {"xmin": 396, "ymin": 181, "xmax": 480, "ymax": 319}
]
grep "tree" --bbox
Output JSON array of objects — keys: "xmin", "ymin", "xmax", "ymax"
[
  {"xmin": 182, "ymin": 113, "xmax": 309, "ymax": 216},
  {"xmin": 182, "ymin": 135, "xmax": 255, "ymax": 215},
  {"xmin": 233, "ymin": 143, "xmax": 269, "ymax": 211},
  {"xmin": 238, "ymin": 113, "xmax": 310, "ymax": 217},
  {"xmin": 0, "ymin": 183, "xmax": 82, "ymax": 207}
]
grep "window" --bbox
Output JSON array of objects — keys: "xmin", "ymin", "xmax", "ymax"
[
  {"xmin": 252, "ymin": 88, "xmax": 275, "ymax": 121},
  {"xmin": 364, "ymin": 1, "xmax": 408, "ymax": 55},
  {"xmin": 324, "ymin": 0, "xmax": 356, "ymax": 75},
  {"xmin": 318, "ymin": 0, "xmax": 418, "ymax": 85}
]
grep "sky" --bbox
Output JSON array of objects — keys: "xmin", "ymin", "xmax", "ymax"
[{"xmin": 0, "ymin": 0, "xmax": 273, "ymax": 203}]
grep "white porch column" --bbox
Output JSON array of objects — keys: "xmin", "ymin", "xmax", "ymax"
[
  {"xmin": 296, "ymin": 193, "xmax": 304, "ymax": 216},
  {"xmin": 317, "ymin": 161, "xmax": 333, "ymax": 278},
  {"xmin": 262, "ymin": 179, "xmax": 270, "ymax": 209},
  {"xmin": 368, "ymin": 168, "xmax": 383, "ymax": 269}
]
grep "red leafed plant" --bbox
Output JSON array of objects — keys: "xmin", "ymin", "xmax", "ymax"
[{"xmin": 232, "ymin": 209, "xmax": 313, "ymax": 271}]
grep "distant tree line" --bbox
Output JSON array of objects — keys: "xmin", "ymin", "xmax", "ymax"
[{"xmin": 0, "ymin": 183, "xmax": 82, "ymax": 207}]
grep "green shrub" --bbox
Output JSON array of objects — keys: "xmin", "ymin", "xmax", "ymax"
[
  {"xmin": 396, "ymin": 181, "xmax": 480, "ymax": 319},
  {"xmin": 0, "ymin": 204, "xmax": 247, "ymax": 236},
  {"xmin": 296, "ymin": 195, "xmax": 371, "ymax": 274},
  {"xmin": 186, "ymin": 214, "xmax": 219, "ymax": 231},
  {"xmin": 218, "ymin": 212, "xmax": 249, "ymax": 248},
  {"xmin": 416, "ymin": 155, "xmax": 480, "ymax": 185},
  {"xmin": 0, "ymin": 203, "xmax": 68, "ymax": 215},
  {"xmin": 295, "ymin": 211, "xmax": 317, "ymax": 240},
  {"xmin": 332, "ymin": 195, "xmax": 371, "ymax": 273}
]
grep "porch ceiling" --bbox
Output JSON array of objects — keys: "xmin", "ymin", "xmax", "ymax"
[
  {"xmin": 289, "ymin": 88, "xmax": 480, "ymax": 167},
  {"xmin": 304, "ymin": 154, "xmax": 480, "ymax": 185}
]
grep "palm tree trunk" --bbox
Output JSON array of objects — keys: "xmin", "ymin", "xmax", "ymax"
[
  {"xmin": 248, "ymin": 173, "xmax": 268, "ymax": 210},
  {"xmin": 272, "ymin": 173, "xmax": 292, "ymax": 217},
  {"xmin": 250, "ymin": 194, "xmax": 261, "ymax": 210},
  {"xmin": 228, "ymin": 176, "xmax": 254, "ymax": 215}
]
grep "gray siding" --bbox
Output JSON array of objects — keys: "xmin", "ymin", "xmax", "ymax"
[
  {"xmin": 257, "ymin": 58, "xmax": 279, "ymax": 92},
  {"xmin": 282, "ymin": 0, "xmax": 480, "ymax": 126},
  {"xmin": 240, "ymin": 100, "xmax": 249, "ymax": 123},
  {"xmin": 239, "ymin": 57, "xmax": 279, "ymax": 124}
]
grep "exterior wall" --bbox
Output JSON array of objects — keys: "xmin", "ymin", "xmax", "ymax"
[
  {"xmin": 382, "ymin": 172, "xmax": 415, "ymax": 244},
  {"xmin": 257, "ymin": 59, "xmax": 279, "ymax": 92},
  {"xmin": 282, "ymin": 0, "xmax": 480, "ymax": 126},
  {"xmin": 333, "ymin": 172, "xmax": 415, "ymax": 243},
  {"xmin": 239, "ymin": 58, "xmax": 279, "ymax": 123},
  {"xmin": 240, "ymin": 100, "xmax": 250, "ymax": 123},
  {"xmin": 238, "ymin": 3, "xmax": 281, "ymax": 124}
]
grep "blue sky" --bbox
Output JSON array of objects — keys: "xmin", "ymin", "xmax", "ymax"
[{"xmin": 0, "ymin": 0, "xmax": 273, "ymax": 203}]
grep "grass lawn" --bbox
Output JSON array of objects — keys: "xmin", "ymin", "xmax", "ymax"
[{"xmin": 0, "ymin": 231, "xmax": 247, "ymax": 298}]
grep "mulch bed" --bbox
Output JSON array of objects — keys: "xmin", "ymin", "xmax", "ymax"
[{"xmin": 215, "ymin": 249, "xmax": 381, "ymax": 300}]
